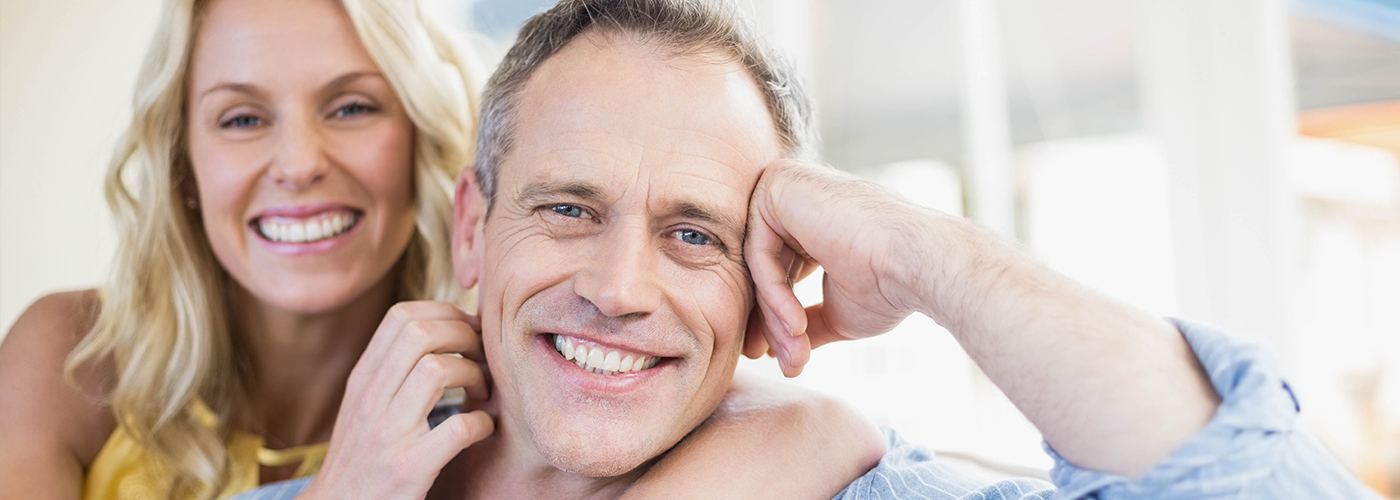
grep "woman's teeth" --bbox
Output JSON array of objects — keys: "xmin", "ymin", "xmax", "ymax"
[
  {"xmin": 257, "ymin": 211, "xmax": 358, "ymax": 244},
  {"xmin": 553, "ymin": 334, "xmax": 660, "ymax": 376}
]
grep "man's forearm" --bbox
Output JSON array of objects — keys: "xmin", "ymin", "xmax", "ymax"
[{"xmin": 905, "ymin": 211, "xmax": 1220, "ymax": 477}]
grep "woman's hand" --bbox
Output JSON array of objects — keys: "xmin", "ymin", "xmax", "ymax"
[{"xmin": 301, "ymin": 301, "xmax": 494, "ymax": 499}]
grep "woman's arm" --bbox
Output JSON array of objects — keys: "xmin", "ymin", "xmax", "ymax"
[
  {"xmin": 0, "ymin": 291, "xmax": 115, "ymax": 498},
  {"xmin": 624, "ymin": 372, "xmax": 885, "ymax": 499}
]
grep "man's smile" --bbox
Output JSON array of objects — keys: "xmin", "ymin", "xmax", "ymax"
[
  {"xmin": 552, "ymin": 334, "xmax": 663, "ymax": 375},
  {"xmin": 533, "ymin": 330, "xmax": 682, "ymax": 396}
]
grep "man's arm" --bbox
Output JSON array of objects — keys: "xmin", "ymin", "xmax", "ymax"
[
  {"xmin": 905, "ymin": 215, "xmax": 1219, "ymax": 477},
  {"xmin": 742, "ymin": 160, "xmax": 1217, "ymax": 477}
]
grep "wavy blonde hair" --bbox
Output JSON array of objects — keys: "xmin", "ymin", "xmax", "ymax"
[{"xmin": 64, "ymin": 0, "xmax": 480, "ymax": 495}]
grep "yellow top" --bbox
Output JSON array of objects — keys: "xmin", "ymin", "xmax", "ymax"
[{"xmin": 82, "ymin": 401, "xmax": 328, "ymax": 499}]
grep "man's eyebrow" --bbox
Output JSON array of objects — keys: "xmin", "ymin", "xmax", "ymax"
[
  {"xmin": 515, "ymin": 181, "xmax": 608, "ymax": 205},
  {"xmin": 675, "ymin": 201, "xmax": 743, "ymax": 237}
]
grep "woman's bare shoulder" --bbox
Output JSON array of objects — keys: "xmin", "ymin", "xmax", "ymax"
[
  {"xmin": 6, "ymin": 289, "xmax": 102, "ymax": 342},
  {"xmin": 1, "ymin": 289, "xmax": 116, "ymax": 464}
]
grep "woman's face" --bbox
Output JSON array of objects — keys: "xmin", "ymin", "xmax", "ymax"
[{"xmin": 186, "ymin": 0, "xmax": 417, "ymax": 314}]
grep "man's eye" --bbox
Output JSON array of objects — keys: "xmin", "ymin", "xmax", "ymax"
[
  {"xmin": 673, "ymin": 228, "xmax": 712, "ymax": 246},
  {"xmin": 220, "ymin": 114, "xmax": 263, "ymax": 129},
  {"xmin": 550, "ymin": 204, "xmax": 589, "ymax": 219}
]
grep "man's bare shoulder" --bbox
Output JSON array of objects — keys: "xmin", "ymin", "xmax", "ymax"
[{"xmin": 624, "ymin": 373, "xmax": 885, "ymax": 499}]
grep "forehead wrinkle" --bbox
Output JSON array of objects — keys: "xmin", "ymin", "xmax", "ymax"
[
  {"xmin": 657, "ymin": 123, "xmax": 769, "ymax": 171},
  {"xmin": 656, "ymin": 169, "xmax": 747, "ymax": 222}
]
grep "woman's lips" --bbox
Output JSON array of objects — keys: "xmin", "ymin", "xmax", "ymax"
[{"xmin": 247, "ymin": 205, "xmax": 365, "ymax": 254}]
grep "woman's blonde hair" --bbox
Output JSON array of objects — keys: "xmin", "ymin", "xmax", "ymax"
[{"xmin": 64, "ymin": 0, "xmax": 480, "ymax": 495}]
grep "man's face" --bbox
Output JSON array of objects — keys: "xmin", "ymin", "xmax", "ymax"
[{"xmin": 474, "ymin": 31, "xmax": 783, "ymax": 476}]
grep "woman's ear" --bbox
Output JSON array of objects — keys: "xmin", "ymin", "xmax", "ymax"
[{"xmin": 453, "ymin": 168, "xmax": 487, "ymax": 289}]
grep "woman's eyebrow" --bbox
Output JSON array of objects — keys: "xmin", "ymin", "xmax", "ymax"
[
  {"xmin": 318, "ymin": 70, "xmax": 384, "ymax": 93},
  {"xmin": 197, "ymin": 70, "xmax": 384, "ymax": 102},
  {"xmin": 199, "ymin": 82, "xmax": 266, "ymax": 101}
]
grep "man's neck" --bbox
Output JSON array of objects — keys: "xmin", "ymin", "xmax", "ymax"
[{"xmin": 434, "ymin": 405, "xmax": 652, "ymax": 499}]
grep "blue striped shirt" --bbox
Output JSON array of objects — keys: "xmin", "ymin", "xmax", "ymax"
[
  {"xmin": 834, "ymin": 319, "xmax": 1378, "ymax": 499},
  {"xmin": 236, "ymin": 320, "xmax": 1379, "ymax": 499}
]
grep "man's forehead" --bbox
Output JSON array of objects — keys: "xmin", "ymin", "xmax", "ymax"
[
  {"xmin": 500, "ymin": 31, "xmax": 782, "ymax": 231},
  {"xmin": 508, "ymin": 31, "xmax": 783, "ymax": 176}
]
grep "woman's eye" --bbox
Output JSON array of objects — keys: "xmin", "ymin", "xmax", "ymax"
[
  {"xmin": 333, "ymin": 101, "xmax": 376, "ymax": 119},
  {"xmin": 550, "ymin": 204, "xmax": 588, "ymax": 219},
  {"xmin": 219, "ymin": 114, "xmax": 262, "ymax": 129},
  {"xmin": 673, "ymin": 228, "xmax": 713, "ymax": 246}
]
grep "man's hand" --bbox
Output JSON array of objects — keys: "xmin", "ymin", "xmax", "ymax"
[
  {"xmin": 302, "ymin": 301, "xmax": 494, "ymax": 499},
  {"xmin": 743, "ymin": 160, "xmax": 933, "ymax": 376},
  {"xmin": 742, "ymin": 159, "xmax": 1218, "ymax": 477}
]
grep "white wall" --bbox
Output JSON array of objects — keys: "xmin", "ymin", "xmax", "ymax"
[{"xmin": 0, "ymin": 0, "xmax": 161, "ymax": 336}]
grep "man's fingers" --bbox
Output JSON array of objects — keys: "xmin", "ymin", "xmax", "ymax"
[
  {"xmin": 742, "ymin": 308, "xmax": 770, "ymax": 359},
  {"xmin": 802, "ymin": 302, "xmax": 855, "ymax": 349},
  {"xmin": 745, "ymin": 296, "xmax": 813, "ymax": 376},
  {"xmin": 770, "ymin": 328, "xmax": 811, "ymax": 377},
  {"xmin": 743, "ymin": 212, "xmax": 809, "ymax": 341},
  {"xmin": 419, "ymin": 410, "xmax": 494, "ymax": 469},
  {"xmin": 393, "ymin": 354, "xmax": 488, "ymax": 426}
]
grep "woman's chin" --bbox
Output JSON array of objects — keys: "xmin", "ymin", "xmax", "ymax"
[{"xmin": 245, "ymin": 273, "xmax": 390, "ymax": 316}]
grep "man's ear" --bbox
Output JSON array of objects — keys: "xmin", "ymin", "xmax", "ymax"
[{"xmin": 453, "ymin": 167, "xmax": 487, "ymax": 290}]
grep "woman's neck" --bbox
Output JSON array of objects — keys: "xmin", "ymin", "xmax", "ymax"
[{"xmin": 228, "ymin": 271, "xmax": 401, "ymax": 448}]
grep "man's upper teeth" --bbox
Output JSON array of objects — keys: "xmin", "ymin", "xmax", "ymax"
[
  {"xmin": 258, "ymin": 211, "xmax": 357, "ymax": 243},
  {"xmin": 553, "ymin": 334, "xmax": 659, "ymax": 375}
]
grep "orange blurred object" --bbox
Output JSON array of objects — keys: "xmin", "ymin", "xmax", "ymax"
[
  {"xmin": 1300, "ymin": 101, "xmax": 1400, "ymax": 160},
  {"xmin": 1298, "ymin": 100, "xmax": 1399, "ymax": 498}
]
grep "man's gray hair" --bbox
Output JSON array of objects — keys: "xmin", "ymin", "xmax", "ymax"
[{"xmin": 474, "ymin": 0, "xmax": 815, "ymax": 204}]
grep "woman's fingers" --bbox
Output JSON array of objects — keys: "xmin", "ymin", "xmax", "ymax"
[
  {"xmin": 418, "ymin": 410, "xmax": 495, "ymax": 469},
  {"xmin": 356, "ymin": 301, "xmax": 477, "ymax": 379},
  {"xmin": 313, "ymin": 301, "xmax": 491, "ymax": 499},
  {"xmin": 362, "ymin": 319, "xmax": 482, "ymax": 405},
  {"xmin": 392, "ymin": 353, "xmax": 488, "ymax": 426}
]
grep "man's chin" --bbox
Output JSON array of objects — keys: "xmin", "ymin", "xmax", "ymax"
[{"xmin": 534, "ymin": 432, "xmax": 661, "ymax": 478}]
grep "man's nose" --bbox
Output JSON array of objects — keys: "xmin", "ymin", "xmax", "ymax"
[
  {"xmin": 269, "ymin": 116, "xmax": 328, "ymax": 190},
  {"xmin": 573, "ymin": 222, "xmax": 663, "ymax": 318}
]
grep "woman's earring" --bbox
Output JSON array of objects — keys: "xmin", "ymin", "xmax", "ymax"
[{"xmin": 185, "ymin": 196, "xmax": 199, "ymax": 210}]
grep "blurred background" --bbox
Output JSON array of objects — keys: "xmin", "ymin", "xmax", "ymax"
[{"xmin": 2, "ymin": 0, "xmax": 1397, "ymax": 494}]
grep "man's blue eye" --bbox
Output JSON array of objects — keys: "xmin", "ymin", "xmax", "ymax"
[
  {"xmin": 551, "ymin": 204, "xmax": 586, "ymax": 218},
  {"xmin": 675, "ymin": 229, "xmax": 711, "ymax": 246}
]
